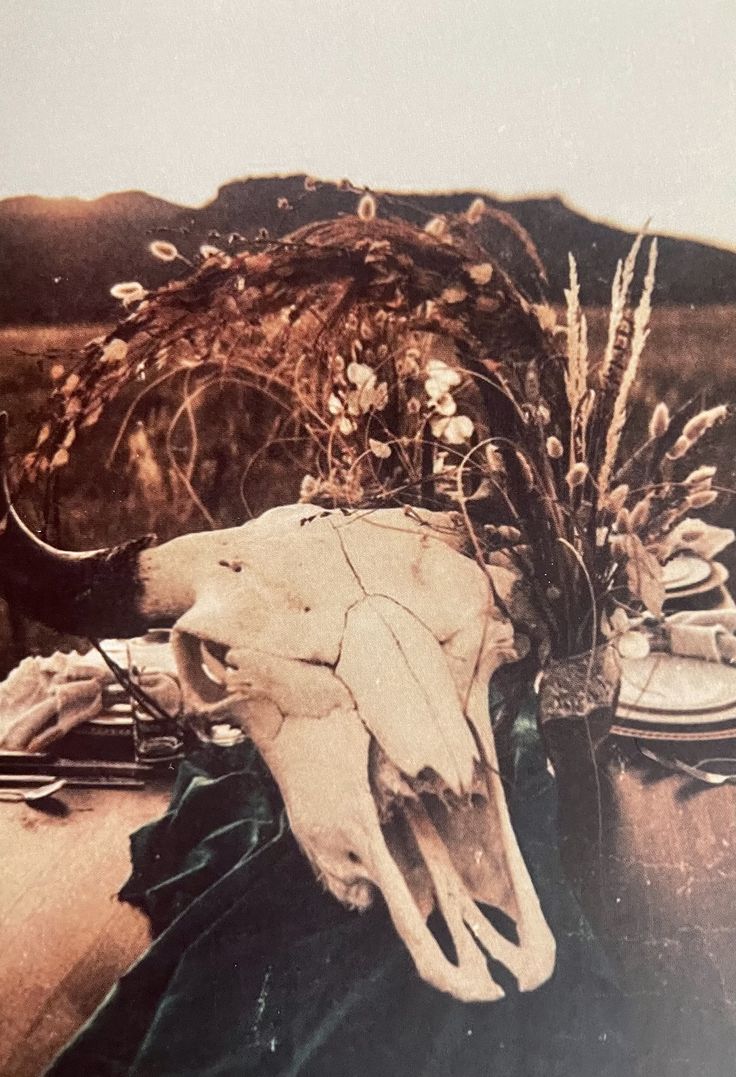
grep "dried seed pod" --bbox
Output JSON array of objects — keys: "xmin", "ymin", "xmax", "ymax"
[
  {"xmin": 149, "ymin": 240, "xmax": 179, "ymax": 263},
  {"xmin": 368, "ymin": 438, "xmax": 392, "ymax": 459},
  {"xmin": 467, "ymin": 263, "xmax": 493, "ymax": 286},
  {"xmin": 425, "ymin": 216, "xmax": 448, "ymax": 239},
  {"xmin": 524, "ymin": 360, "xmax": 541, "ymax": 405},
  {"xmin": 683, "ymin": 405, "xmax": 727, "ymax": 443},
  {"xmin": 496, "ymin": 525, "xmax": 522, "ymax": 543},
  {"xmin": 515, "ymin": 451, "xmax": 535, "ymax": 489},
  {"xmin": 110, "ymin": 281, "xmax": 147, "ymax": 304},
  {"xmin": 484, "ymin": 444, "xmax": 504, "ymax": 472},
  {"xmin": 466, "ymin": 198, "xmax": 486, "ymax": 225},
  {"xmin": 101, "ymin": 338, "xmax": 128, "ymax": 363},
  {"xmin": 683, "ymin": 414, "xmax": 709, "ymax": 441},
  {"xmin": 357, "ymin": 193, "xmax": 377, "ymax": 222},
  {"xmin": 684, "ymin": 465, "xmax": 717, "ymax": 486}
]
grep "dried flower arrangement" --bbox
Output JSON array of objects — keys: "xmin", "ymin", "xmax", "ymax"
[
  {"xmin": 478, "ymin": 233, "xmax": 731, "ymax": 661},
  {"xmin": 18, "ymin": 192, "xmax": 555, "ymax": 525},
  {"xmin": 18, "ymin": 187, "xmax": 732, "ymax": 665}
]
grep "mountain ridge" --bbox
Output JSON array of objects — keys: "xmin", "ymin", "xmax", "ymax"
[{"xmin": 1, "ymin": 174, "xmax": 735, "ymax": 324}]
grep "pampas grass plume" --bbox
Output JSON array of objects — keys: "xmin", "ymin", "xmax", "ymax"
[
  {"xmin": 667, "ymin": 435, "xmax": 691, "ymax": 460},
  {"xmin": 546, "ymin": 436, "xmax": 564, "ymax": 459},
  {"xmin": 566, "ymin": 461, "xmax": 588, "ymax": 488},
  {"xmin": 648, "ymin": 401, "xmax": 670, "ymax": 439},
  {"xmin": 597, "ymin": 237, "xmax": 657, "ymax": 495}
]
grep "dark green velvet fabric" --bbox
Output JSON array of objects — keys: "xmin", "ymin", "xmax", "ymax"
[{"xmin": 48, "ymin": 717, "xmax": 640, "ymax": 1077}]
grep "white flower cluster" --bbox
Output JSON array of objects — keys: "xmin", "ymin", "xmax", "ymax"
[
  {"xmin": 327, "ymin": 358, "xmax": 389, "ymax": 436},
  {"xmin": 424, "ymin": 359, "xmax": 474, "ymax": 445}
]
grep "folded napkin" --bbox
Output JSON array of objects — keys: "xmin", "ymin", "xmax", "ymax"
[
  {"xmin": 667, "ymin": 609, "xmax": 736, "ymax": 665},
  {"xmin": 0, "ymin": 639, "xmax": 181, "ymax": 753}
]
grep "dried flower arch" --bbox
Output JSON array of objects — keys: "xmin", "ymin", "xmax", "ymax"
[{"xmin": 21, "ymin": 208, "xmax": 560, "ymax": 517}]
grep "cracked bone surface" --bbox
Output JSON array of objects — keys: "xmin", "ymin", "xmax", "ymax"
[{"xmin": 153, "ymin": 504, "xmax": 555, "ymax": 1002}]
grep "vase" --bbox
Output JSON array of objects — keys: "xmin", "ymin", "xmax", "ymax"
[{"xmin": 537, "ymin": 643, "xmax": 621, "ymax": 751}]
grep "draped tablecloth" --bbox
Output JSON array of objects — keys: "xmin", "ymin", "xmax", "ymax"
[{"xmin": 46, "ymin": 710, "xmax": 735, "ymax": 1077}]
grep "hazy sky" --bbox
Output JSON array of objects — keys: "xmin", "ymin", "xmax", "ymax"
[{"xmin": 1, "ymin": 0, "xmax": 734, "ymax": 247}]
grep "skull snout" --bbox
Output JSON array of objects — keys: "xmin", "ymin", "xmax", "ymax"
[{"xmin": 249, "ymin": 707, "xmax": 554, "ymax": 1003}]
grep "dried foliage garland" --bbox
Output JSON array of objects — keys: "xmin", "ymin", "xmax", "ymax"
[{"xmin": 17, "ymin": 194, "xmax": 732, "ymax": 661}]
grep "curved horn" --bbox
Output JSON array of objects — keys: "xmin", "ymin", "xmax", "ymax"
[{"xmin": 0, "ymin": 413, "xmax": 158, "ymax": 637}]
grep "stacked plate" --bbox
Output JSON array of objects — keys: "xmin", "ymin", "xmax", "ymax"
[{"xmin": 662, "ymin": 554, "xmax": 730, "ymax": 611}]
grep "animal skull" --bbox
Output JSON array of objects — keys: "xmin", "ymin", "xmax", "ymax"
[
  {"xmin": 163, "ymin": 504, "xmax": 555, "ymax": 1000},
  {"xmin": 0, "ymin": 425, "xmax": 554, "ymax": 1000}
]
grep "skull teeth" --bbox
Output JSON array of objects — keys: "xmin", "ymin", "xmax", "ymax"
[{"xmin": 199, "ymin": 639, "xmax": 229, "ymax": 688}]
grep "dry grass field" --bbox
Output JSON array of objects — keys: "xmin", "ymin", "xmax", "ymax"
[
  {"xmin": 3, "ymin": 305, "xmax": 735, "ymax": 479},
  {"xmin": 1, "ymin": 306, "xmax": 735, "ymax": 671}
]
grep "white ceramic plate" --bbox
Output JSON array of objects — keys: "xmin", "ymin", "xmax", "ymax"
[{"xmin": 663, "ymin": 555, "xmax": 713, "ymax": 592}]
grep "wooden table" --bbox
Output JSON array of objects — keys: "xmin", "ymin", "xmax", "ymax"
[
  {"xmin": 0, "ymin": 784, "xmax": 170, "ymax": 1077},
  {"xmin": 544, "ymin": 720, "xmax": 736, "ymax": 1073}
]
